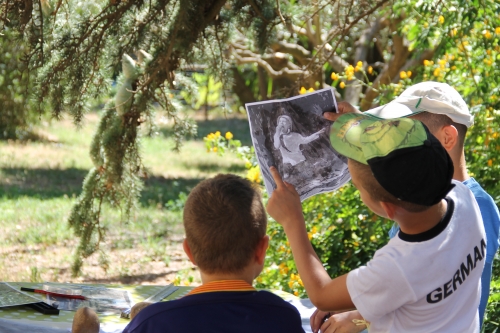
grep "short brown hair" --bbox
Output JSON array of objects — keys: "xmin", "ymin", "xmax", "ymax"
[
  {"xmin": 183, "ymin": 174, "xmax": 267, "ymax": 274},
  {"xmin": 349, "ymin": 159, "xmax": 430, "ymax": 213},
  {"xmin": 410, "ymin": 112, "xmax": 467, "ymax": 148}
]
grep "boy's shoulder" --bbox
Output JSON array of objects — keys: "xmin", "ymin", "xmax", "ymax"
[
  {"xmin": 124, "ymin": 290, "xmax": 304, "ymax": 333},
  {"xmin": 463, "ymin": 178, "xmax": 499, "ymax": 213}
]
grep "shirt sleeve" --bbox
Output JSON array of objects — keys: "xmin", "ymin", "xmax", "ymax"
[
  {"xmin": 346, "ymin": 253, "xmax": 416, "ymax": 322},
  {"xmin": 474, "ymin": 194, "xmax": 500, "ymax": 263}
]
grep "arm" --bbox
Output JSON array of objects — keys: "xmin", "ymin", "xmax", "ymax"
[
  {"xmin": 299, "ymin": 127, "xmax": 327, "ymax": 144},
  {"xmin": 266, "ymin": 167, "xmax": 354, "ymax": 311},
  {"xmin": 273, "ymin": 127, "xmax": 282, "ymax": 149}
]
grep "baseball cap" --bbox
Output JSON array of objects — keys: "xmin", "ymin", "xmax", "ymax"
[
  {"xmin": 330, "ymin": 113, "xmax": 454, "ymax": 206},
  {"xmin": 365, "ymin": 81, "xmax": 474, "ymax": 127}
]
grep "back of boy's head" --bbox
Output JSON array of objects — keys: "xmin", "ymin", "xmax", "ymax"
[
  {"xmin": 410, "ymin": 112, "xmax": 467, "ymax": 149},
  {"xmin": 183, "ymin": 174, "xmax": 267, "ymax": 274},
  {"xmin": 330, "ymin": 113, "xmax": 455, "ymax": 212}
]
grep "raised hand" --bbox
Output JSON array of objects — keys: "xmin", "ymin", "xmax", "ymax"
[
  {"xmin": 324, "ymin": 101, "xmax": 360, "ymax": 121},
  {"xmin": 266, "ymin": 166, "xmax": 304, "ymax": 230}
]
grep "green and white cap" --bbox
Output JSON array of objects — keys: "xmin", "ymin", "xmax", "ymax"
[{"xmin": 330, "ymin": 113, "xmax": 454, "ymax": 206}]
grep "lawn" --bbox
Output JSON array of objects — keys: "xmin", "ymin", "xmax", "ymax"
[{"xmin": 0, "ymin": 111, "xmax": 251, "ymax": 285}]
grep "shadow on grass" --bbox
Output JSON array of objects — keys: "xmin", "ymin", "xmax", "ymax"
[
  {"xmin": 160, "ymin": 117, "xmax": 253, "ymax": 146},
  {"xmin": 0, "ymin": 167, "xmax": 215, "ymax": 207}
]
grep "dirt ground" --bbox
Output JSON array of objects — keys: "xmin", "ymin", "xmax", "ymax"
[{"xmin": 0, "ymin": 235, "xmax": 200, "ymax": 286}]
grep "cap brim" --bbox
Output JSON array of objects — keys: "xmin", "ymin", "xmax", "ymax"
[{"xmin": 364, "ymin": 102, "xmax": 420, "ymax": 120}]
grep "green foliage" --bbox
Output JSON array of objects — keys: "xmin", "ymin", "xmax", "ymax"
[
  {"xmin": 181, "ymin": 73, "xmax": 223, "ymax": 110},
  {"xmin": 0, "ymin": 30, "xmax": 38, "ymax": 139},
  {"xmin": 484, "ymin": 257, "xmax": 500, "ymax": 333}
]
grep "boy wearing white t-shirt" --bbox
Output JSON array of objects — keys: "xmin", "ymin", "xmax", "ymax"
[{"xmin": 267, "ymin": 113, "xmax": 486, "ymax": 333}]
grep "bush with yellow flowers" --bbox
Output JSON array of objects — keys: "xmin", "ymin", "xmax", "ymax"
[{"xmin": 328, "ymin": 61, "xmax": 374, "ymax": 91}]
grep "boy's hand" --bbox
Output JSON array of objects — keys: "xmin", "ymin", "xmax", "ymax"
[
  {"xmin": 324, "ymin": 101, "xmax": 360, "ymax": 121},
  {"xmin": 266, "ymin": 166, "xmax": 305, "ymax": 229},
  {"xmin": 317, "ymin": 310, "xmax": 367, "ymax": 333},
  {"xmin": 310, "ymin": 309, "xmax": 331, "ymax": 333}
]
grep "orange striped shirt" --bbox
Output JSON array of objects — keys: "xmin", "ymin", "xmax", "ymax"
[{"xmin": 186, "ymin": 280, "xmax": 256, "ymax": 296}]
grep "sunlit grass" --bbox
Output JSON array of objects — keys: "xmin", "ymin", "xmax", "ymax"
[{"xmin": 0, "ymin": 111, "xmax": 249, "ymax": 282}]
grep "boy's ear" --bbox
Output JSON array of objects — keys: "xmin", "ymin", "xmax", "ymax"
[
  {"xmin": 182, "ymin": 239, "xmax": 196, "ymax": 265},
  {"xmin": 255, "ymin": 235, "xmax": 269, "ymax": 265},
  {"xmin": 380, "ymin": 201, "xmax": 397, "ymax": 220},
  {"xmin": 437, "ymin": 125, "xmax": 458, "ymax": 151}
]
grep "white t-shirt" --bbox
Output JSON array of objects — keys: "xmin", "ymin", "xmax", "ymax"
[{"xmin": 347, "ymin": 181, "xmax": 486, "ymax": 333}]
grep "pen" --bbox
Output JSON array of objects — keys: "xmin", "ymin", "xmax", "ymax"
[{"xmin": 20, "ymin": 287, "xmax": 87, "ymax": 300}]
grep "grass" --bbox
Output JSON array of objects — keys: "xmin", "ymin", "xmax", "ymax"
[{"xmin": 0, "ymin": 110, "xmax": 251, "ymax": 284}]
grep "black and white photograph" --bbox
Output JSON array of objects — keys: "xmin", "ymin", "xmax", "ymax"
[{"xmin": 245, "ymin": 87, "xmax": 350, "ymax": 201}]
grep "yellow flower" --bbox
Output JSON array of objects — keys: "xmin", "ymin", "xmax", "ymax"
[
  {"xmin": 308, "ymin": 232, "xmax": 313, "ymax": 240},
  {"xmin": 496, "ymin": 27, "xmax": 500, "ymax": 35},
  {"xmin": 300, "ymin": 86, "xmax": 307, "ymax": 94},
  {"xmin": 423, "ymin": 59, "xmax": 431, "ymax": 66},
  {"xmin": 488, "ymin": 159, "xmax": 493, "ymax": 167},
  {"xmin": 399, "ymin": 71, "xmax": 407, "ymax": 79},
  {"xmin": 308, "ymin": 87, "xmax": 315, "ymax": 92},
  {"xmin": 207, "ymin": 133, "xmax": 215, "ymax": 140},
  {"xmin": 423, "ymin": 22, "xmax": 429, "ymax": 28},
  {"xmin": 311, "ymin": 226, "xmax": 318, "ymax": 234},
  {"xmin": 225, "ymin": 131, "xmax": 233, "ymax": 140},
  {"xmin": 317, "ymin": 213, "xmax": 323, "ymax": 219},
  {"xmin": 330, "ymin": 72, "xmax": 338, "ymax": 80},
  {"xmin": 215, "ymin": 131, "xmax": 221, "ymax": 138},
  {"xmin": 288, "ymin": 281, "xmax": 294, "ymax": 289},
  {"xmin": 298, "ymin": 278, "xmax": 304, "ymax": 287},
  {"xmin": 451, "ymin": 66, "xmax": 457, "ymax": 70},
  {"xmin": 433, "ymin": 68, "xmax": 441, "ymax": 77},
  {"xmin": 484, "ymin": 30, "xmax": 492, "ymax": 39},
  {"xmin": 246, "ymin": 166, "xmax": 261, "ymax": 183},
  {"xmin": 212, "ymin": 147, "xmax": 218, "ymax": 153},
  {"xmin": 294, "ymin": 291, "xmax": 299, "ymax": 296},
  {"xmin": 339, "ymin": 82, "xmax": 346, "ymax": 89},
  {"xmin": 438, "ymin": 15, "xmax": 444, "ymax": 24},
  {"xmin": 367, "ymin": 66, "xmax": 373, "ymax": 74},
  {"xmin": 291, "ymin": 273, "xmax": 296, "ymax": 281},
  {"xmin": 370, "ymin": 235, "xmax": 377, "ymax": 242},
  {"xmin": 406, "ymin": 70, "xmax": 412, "ymax": 77},
  {"xmin": 354, "ymin": 61, "xmax": 363, "ymax": 72}
]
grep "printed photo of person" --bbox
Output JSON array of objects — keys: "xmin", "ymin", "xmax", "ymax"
[{"xmin": 246, "ymin": 88, "xmax": 350, "ymax": 201}]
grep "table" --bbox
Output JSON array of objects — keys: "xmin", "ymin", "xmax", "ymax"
[{"xmin": 0, "ymin": 282, "xmax": 316, "ymax": 333}]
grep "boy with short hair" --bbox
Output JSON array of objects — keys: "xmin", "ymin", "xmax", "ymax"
[
  {"xmin": 267, "ymin": 113, "xmax": 486, "ymax": 332},
  {"xmin": 123, "ymin": 174, "xmax": 305, "ymax": 333},
  {"xmin": 325, "ymin": 82, "xmax": 500, "ymax": 328}
]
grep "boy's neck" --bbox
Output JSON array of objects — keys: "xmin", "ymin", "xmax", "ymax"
[
  {"xmin": 451, "ymin": 151, "xmax": 469, "ymax": 182},
  {"xmin": 396, "ymin": 199, "xmax": 448, "ymax": 235},
  {"xmin": 199, "ymin": 266, "xmax": 258, "ymax": 286}
]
